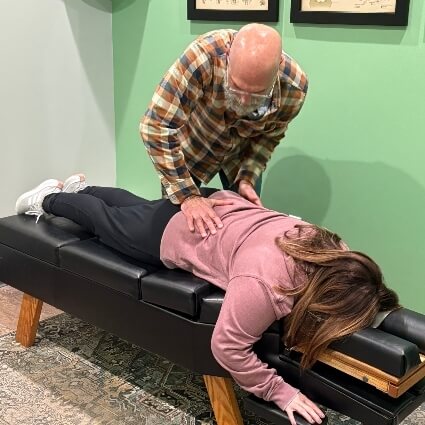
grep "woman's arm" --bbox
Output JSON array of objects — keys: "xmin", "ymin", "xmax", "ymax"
[{"xmin": 211, "ymin": 276, "xmax": 324, "ymax": 424}]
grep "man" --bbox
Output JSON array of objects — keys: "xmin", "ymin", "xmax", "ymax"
[{"xmin": 140, "ymin": 23, "xmax": 308, "ymax": 237}]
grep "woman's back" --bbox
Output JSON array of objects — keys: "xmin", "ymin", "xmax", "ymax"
[{"xmin": 160, "ymin": 190, "xmax": 305, "ymax": 309}]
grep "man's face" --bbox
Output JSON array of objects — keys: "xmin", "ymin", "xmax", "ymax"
[
  {"xmin": 225, "ymin": 91, "xmax": 265, "ymax": 116},
  {"xmin": 224, "ymin": 59, "xmax": 277, "ymax": 116}
]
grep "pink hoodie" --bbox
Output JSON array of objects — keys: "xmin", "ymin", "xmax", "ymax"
[{"xmin": 160, "ymin": 190, "xmax": 308, "ymax": 411}]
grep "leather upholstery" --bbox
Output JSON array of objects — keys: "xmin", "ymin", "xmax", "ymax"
[
  {"xmin": 199, "ymin": 290, "xmax": 226, "ymax": 323},
  {"xmin": 0, "ymin": 214, "xmax": 91, "ymax": 264},
  {"xmin": 330, "ymin": 327, "xmax": 421, "ymax": 377},
  {"xmin": 380, "ymin": 308, "xmax": 425, "ymax": 353},
  {"xmin": 60, "ymin": 238, "xmax": 154, "ymax": 300},
  {"xmin": 141, "ymin": 269, "xmax": 212, "ymax": 317}
]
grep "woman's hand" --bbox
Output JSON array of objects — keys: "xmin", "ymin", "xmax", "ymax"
[{"xmin": 286, "ymin": 393, "xmax": 325, "ymax": 425}]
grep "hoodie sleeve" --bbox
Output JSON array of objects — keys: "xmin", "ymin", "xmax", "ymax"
[{"xmin": 211, "ymin": 275, "xmax": 299, "ymax": 412}]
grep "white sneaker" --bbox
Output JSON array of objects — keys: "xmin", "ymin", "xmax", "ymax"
[
  {"xmin": 15, "ymin": 179, "xmax": 63, "ymax": 222},
  {"xmin": 63, "ymin": 173, "xmax": 87, "ymax": 193}
]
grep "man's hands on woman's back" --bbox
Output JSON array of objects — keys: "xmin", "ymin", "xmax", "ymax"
[
  {"xmin": 180, "ymin": 195, "xmax": 234, "ymax": 237},
  {"xmin": 181, "ymin": 180, "xmax": 263, "ymax": 237}
]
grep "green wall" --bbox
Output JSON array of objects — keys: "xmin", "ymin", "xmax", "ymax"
[{"xmin": 112, "ymin": 0, "xmax": 425, "ymax": 313}]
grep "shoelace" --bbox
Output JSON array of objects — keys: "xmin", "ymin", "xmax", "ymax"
[{"xmin": 25, "ymin": 203, "xmax": 44, "ymax": 223}]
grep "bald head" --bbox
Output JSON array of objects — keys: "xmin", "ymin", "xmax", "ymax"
[{"xmin": 228, "ymin": 23, "xmax": 282, "ymax": 92}]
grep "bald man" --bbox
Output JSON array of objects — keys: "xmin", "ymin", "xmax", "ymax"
[{"xmin": 140, "ymin": 24, "xmax": 308, "ymax": 237}]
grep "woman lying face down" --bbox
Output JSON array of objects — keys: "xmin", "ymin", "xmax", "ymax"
[{"xmin": 15, "ymin": 174, "xmax": 400, "ymax": 425}]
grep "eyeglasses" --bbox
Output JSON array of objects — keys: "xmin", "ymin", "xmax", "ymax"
[{"xmin": 224, "ymin": 60, "xmax": 278, "ymax": 109}]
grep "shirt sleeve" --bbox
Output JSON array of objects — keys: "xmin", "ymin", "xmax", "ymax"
[
  {"xmin": 236, "ymin": 87, "xmax": 307, "ymax": 187},
  {"xmin": 211, "ymin": 276, "xmax": 300, "ymax": 412},
  {"xmin": 140, "ymin": 40, "xmax": 212, "ymax": 204}
]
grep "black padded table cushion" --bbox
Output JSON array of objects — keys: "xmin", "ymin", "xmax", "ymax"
[
  {"xmin": 379, "ymin": 308, "xmax": 425, "ymax": 353},
  {"xmin": 140, "ymin": 268, "xmax": 213, "ymax": 317},
  {"xmin": 0, "ymin": 214, "xmax": 92, "ymax": 265},
  {"xmin": 59, "ymin": 238, "xmax": 156, "ymax": 300},
  {"xmin": 330, "ymin": 327, "xmax": 421, "ymax": 377}
]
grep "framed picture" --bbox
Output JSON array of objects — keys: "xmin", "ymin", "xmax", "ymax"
[
  {"xmin": 290, "ymin": 0, "xmax": 410, "ymax": 26},
  {"xmin": 187, "ymin": 0, "xmax": 279, "ymax": 22}
]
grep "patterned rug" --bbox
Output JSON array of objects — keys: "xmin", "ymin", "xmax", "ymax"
[{"xmin": 0, "ymin": 313, "xmax": 423, "ymax": 425}]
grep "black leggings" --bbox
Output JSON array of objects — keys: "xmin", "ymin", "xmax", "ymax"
[{"xmin": 43, "ymin": 186, "xmax": 218, "ymax": 266}]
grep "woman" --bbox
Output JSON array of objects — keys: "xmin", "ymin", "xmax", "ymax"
[{"xmin": 15, "ymin": 175, "xmax": 400, "ymax": 425}]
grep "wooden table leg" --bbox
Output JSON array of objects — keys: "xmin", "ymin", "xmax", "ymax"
[
  {"xmin": 15, "ymin": 293, "xmax": 43, "ymax": 347},
  {"xmin": 204, "ymin": 375, "xmax": 244, "ymax": 425}
]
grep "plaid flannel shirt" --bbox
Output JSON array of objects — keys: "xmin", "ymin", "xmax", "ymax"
[{"xmin": 140, "ymin": 29, "xmax": 308, "ymax": 204}]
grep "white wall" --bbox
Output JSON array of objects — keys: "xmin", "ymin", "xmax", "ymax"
[{"xmin": 0, "ymin": 0, "xmax": 115, "ymax": 217}]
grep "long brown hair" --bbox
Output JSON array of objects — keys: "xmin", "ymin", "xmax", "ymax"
[{"xmin": 276, "ymin": 224, "xmax": 400, "ymax": 369}]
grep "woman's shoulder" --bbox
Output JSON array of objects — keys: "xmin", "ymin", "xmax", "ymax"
[{"xmin": 230, "ymin": 271, "xmax": 295, "ymax": 319}]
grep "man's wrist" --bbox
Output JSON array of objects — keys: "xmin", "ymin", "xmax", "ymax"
[
  {"xmin": 235, "ymin": 171, "xmax": 257, "ymax": 188},
  {"xmin": 182, "ymin": 194, "xmax": 201, "ymax": 204},
  {"xmin": 237, "ymin": 179, "xmax": 253, "ymax": 189}
]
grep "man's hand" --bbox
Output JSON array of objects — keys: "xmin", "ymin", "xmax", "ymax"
[
  {"xmin": 285, "ymin": 393, "xmax": 325, "ymax": 425},
  {"xmin": 238, "ymin": 180, "xmax": 263, "ymax": 207},
  {"xmin": 181, "ymin": 195, "xmax": 234, "ymax": 237}
]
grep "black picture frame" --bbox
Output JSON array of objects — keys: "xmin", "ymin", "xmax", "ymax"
[
  {"xmin": 187, "ymin": 0, "xmax": 279, "ymax": 22},
  {"xmin": 290, "ymin": 0, "xmax": 410, "ymax": 26}
]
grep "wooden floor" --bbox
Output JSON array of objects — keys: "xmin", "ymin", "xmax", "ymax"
[{"xmin": 0, "ymin": 284, "xmax": 61, "ymax": 337}]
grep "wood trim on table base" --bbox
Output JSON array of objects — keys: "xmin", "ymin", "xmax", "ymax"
[
  {"xmin": 15, "ymin": 293, "xmax": 43, "ymax": 347},
  {"xmin": 316, "ymin": 349, "xmax": 425, "ymax": 398},
  {"xmin": 204, "ymin": 375, "xmax": 244, "ymax": 425}
]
